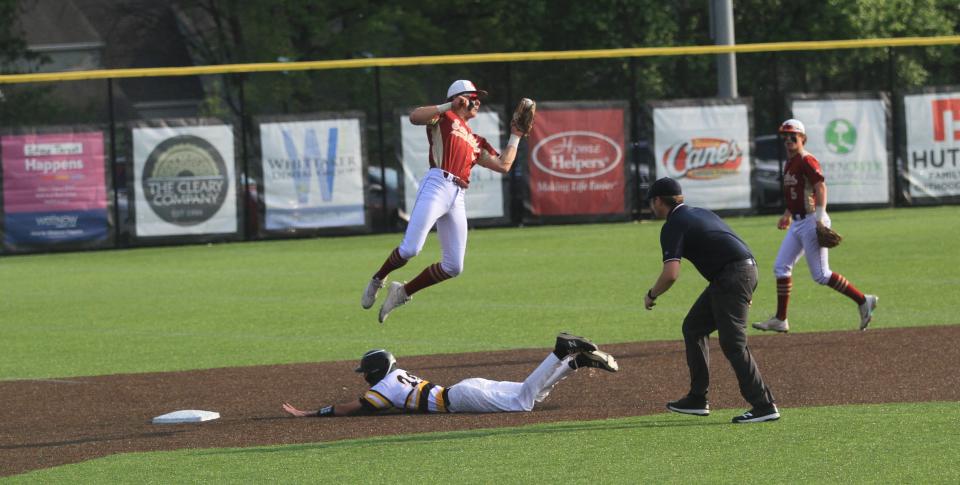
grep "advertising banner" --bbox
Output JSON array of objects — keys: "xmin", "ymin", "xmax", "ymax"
[
  {"xmin": 1, "ymin": 131, "xmax": 109, "ymax": 246},
  {"xmin": 653, "ymin": 103, "xmax": 751, "ymax": 210},
  {"xmin": 400, "ymin": 111, "xmax": 504, "ymax": 219},
  {"xmin": 133, "ymin": 124, "xmax": 237, "ymax": 237},
  {"xmin": 791, "ymin": 98, "xmax": 890, "ymax": 204},
  {"xmin": 260, "ymin": 118, "xmax": 365, "ymax": 230},
  {"xmin": 904, "ymin": 90, "xmax": 960, "ymax": 199},
  {"xmin": 527, "ymin": 107, "xmax": 626, "ymax": 216}
]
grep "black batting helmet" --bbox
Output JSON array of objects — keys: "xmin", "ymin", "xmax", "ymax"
[{"xmin": 355, "ymin": 349, "xmax": 397, "ymax": 385}]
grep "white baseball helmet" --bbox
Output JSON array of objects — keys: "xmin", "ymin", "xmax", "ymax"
[
  {"xmin": 446, "ymin": 79, "xmax": 488, "ymax": 100},
  {"xmin": 779, "ymin": 118, "xmax": 806, "ymax": 135}
]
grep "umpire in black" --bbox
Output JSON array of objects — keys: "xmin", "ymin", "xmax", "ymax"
[{"xmin": 643, "ymin": 177, "xmax": 779, "ymax": 423}]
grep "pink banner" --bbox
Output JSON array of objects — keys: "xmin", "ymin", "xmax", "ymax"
[
  {"xmin": 527, "ymin": 108, "xmax": 626, "ymax": 216},
  {"xmin": 2, "ymin": 132, "xmax": 107, "ymax": 212}
]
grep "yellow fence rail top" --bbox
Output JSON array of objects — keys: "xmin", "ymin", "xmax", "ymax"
[{"xmin": 2, "ymin": 35, "xmax": 959, "ymax": 84}]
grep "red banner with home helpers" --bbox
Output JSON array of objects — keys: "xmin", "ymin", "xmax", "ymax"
[{"xmin": 527, "ymin": 104, "xmax": 626, "ymax": 216}]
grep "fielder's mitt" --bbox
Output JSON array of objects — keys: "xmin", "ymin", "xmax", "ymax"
[
  {"xmin": 816, "ymin": 221, "xmax": 843, "ymax": 248},
  {"xmin": 511, "ymin": 98, "xmax": 536, "ymax": 137}
]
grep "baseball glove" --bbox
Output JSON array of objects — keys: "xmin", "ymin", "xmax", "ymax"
[
  {"xmin": 816, "ymin": 221, "xmax": 843, "ymax": 248},
  {"xmin": 511, "ymin": 98, "xmax": 536, "ymax": 137}
]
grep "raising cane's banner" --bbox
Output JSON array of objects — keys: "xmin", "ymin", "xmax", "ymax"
[
  {"xmin": 527, "ymin": 106, "xmax": 626, "ymax": 216},
  {"xmin": 904, "ymin": 89, "xmax": 960, "ymax": 199},
  {"xmin": 133, "ymin": 124, "xmax": 237, "ymax": 237},
  {"xmin": 1, "ymin": 131, "xmax": 110, "ymax": 247},
  {"xmin": 652, "ymin": 102, "xmax": 751, "ymax": 210}
]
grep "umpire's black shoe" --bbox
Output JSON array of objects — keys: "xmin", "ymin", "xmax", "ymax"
[
  {"xmin": 554, "ymin": 332, "xmax": 598, "ymax": 357},
  {"xmin": 731, "ymin": 404, "xmax": 780, "ymax": 423},
  {"xmin": 666, "ymin": 395, "xmax": 710, "ymax": 416}
]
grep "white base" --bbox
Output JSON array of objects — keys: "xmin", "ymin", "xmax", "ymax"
[{"xmin": 152, "ymin": 409, "xmax": 220, "ymax": 424}]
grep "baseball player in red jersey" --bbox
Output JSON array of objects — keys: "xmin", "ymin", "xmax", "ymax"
[
  {"xmin": 753, "ymin": 119, "xmax": 878, "ymax": 333},
  {"xmin": 281, "ymin": 333, "xmax": 618, "ymax": 417},
  {"xmin": 361, "ymin": 80, "xmax": 525, "ymax": 323}
]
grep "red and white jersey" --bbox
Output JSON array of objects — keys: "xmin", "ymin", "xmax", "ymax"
[
  {"xmin": 782, "ymin": 152, "xmax": 825, "ymax": 217},
  {"xmin": 362, "ymin": 368, "xmax": 450, "ymax": 413},
  {"xmin": 426, "ymin": 111, "xmax": 499, "ymax": 184}
]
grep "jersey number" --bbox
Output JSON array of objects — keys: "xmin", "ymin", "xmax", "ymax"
[
  {"xmin": 396, "ymin": 372, "xmax": 422, "ymax": 386},
  {"xmin": 789, "ymin": 187, "xmax": 798, "ymax": 200}
]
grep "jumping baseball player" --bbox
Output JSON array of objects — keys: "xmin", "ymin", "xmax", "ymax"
[
  {"xmin": 281, "ymin": 333, "xmax": 618, "ymax": 417},
  {"xmin": 361, "ymin": 80, "xmax": 530, "ymax": 323},
  {"xmin": 753, "ymin": 119, "xmax": 878, "ymax": 333}
]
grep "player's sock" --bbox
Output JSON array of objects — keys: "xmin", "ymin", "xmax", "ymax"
[
  {"xmin": 404, "ymin": 263, "xmax": 453, "ymax": 296},
  {"xmin": 776, "ymin": 277, "xmax": 792, "ymax": 320},
  {"xmin": 827, "ymin": 272, "xmax": 866, "ymax": 305},
  {"xmin": 373, "ymin": 247, "xmax": 408, "ymax": 280}
]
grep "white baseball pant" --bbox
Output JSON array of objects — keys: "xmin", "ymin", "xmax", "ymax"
[
  {"xmin": 773, "ymin": 213, "xmax": 833, "ymax": 284},
  {"xmin": 447, "ymin": 354, "xmax": 575, "ymax": 413},
  {"xmin": 397, "ymin": 168, "xmax": 467, "ymax": 276}
]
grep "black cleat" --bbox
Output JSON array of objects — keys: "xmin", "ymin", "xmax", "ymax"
[
  {"xmin": 571, "ymin": 350, "xmax": 619, "ymax": 372},
  {"xmin": 732, "ymin": 404, "xmax": 780, "ymax": 423},
  {"xmin": 554, "ymin": 332, "xmax": 598, "ymax": 356},
  {"xmin": 666, "ymin": 395, "xmax": 711, "ymax": 416}
]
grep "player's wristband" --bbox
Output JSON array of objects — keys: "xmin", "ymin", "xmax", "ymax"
[
  {"xmin": 436, "ymin": 102, "xmax": 453, "ymax": 113},
  {"xmin": 815, "ymin": 206, "xmax": 825, "ymax": 221},
  {"xmin": 507, "ymin": 134, "xmax": 521, "ymax": 148},
  {"xmin": 647, "ymin": 289, "xmax": 657, "ymax": 301},
  {"xmin": 316, "ymin": 405, "xmax": 335, "ymax": 417}
]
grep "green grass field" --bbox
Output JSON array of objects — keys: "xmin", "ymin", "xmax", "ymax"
[
  {"xmin": 2, "ymin": 206, "xmax": 958, "ymax": 482},
  {"xmin": 1, "ymin": 207, "xmax": 956, "ymax": 379},
  {"xmin": 7, "ymin": 403, "xmax": 959, "ymax": 484}
]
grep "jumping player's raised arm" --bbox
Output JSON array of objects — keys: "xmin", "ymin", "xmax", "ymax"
[
  {"xmin": 475, "ymin": 126, "xmax": 523, "ymax": 174},
  {"xmin": 409, "ymin": 96, "xmax": 469, "ymax": 125}
]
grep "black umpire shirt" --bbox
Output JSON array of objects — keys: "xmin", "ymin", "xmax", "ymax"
[{"xmin": 659, "ymin": 204, "xmax": 753, "ymax": 282}]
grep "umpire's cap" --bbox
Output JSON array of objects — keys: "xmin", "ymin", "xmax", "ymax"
[
  {"xmin": 446, "ymin": 79, "xmax": 488, "ymax": 100},
  {"xmin": 648, "ymin": 177, "xmax": 683, "ymax": 199},
  {"xmin": 355, "ymin": 349, "xmax": 397, "ymax": 385}
]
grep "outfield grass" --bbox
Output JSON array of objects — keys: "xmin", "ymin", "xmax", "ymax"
[
  {"xmin": 6, "ymin": 402, "xmax": 958, "ymax": 484},
  {"xmin": 1, "ymin": 206, "xmax": 957, "ymax": 379}
]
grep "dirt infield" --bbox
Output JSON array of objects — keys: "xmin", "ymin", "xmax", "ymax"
[{"xmin": 2, "ymin": 325, "xmax": 958, "ymax": 476}]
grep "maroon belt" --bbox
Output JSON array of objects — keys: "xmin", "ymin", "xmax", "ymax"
[{"xmin": 441, "ymin": 170, "xmax": 469, "ymax": 189}]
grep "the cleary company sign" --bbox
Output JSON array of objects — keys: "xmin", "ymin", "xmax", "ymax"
[
  {"xmin": 531, "ymin": 131, "xmax": 623, "ymax": 180},
  {"xmin": 660, "ymin": 138, "xmax": 744, "ymax": 180}
]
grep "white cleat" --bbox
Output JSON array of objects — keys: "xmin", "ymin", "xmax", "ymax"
[
  {"xmin": 361, "ymin": 277, "xmax": 385, "ymax": 309},
  {"xmin": 752, "ymin": 316, "xmax": 790, "ymax": 333},
  {"xmin": 859, "ymin": 295, "xmax": 878, "ymax": 331},
  {"xmin": 378, "ymin": 281, "xmax": 410, "ymax": 323}
]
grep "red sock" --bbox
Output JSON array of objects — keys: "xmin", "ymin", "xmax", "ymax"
[
  {"xmin": 404, "ymin": 263, "xmax": 453, "ymax": 295},
  {"xmin": 828, "ymin": 273, "xmax": 866, "ymax": 305},
  {"xmin": 776, "ymin": 277, "xmax": 792, "ymax": 320},
  {"xmin": 374, "ymin": 248, "xmax": 407, "ymax": 280}
]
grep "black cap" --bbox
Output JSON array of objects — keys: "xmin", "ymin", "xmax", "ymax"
[{"xmin": 648, "ymin": 177, "xmax": 682, "ymax": 199}]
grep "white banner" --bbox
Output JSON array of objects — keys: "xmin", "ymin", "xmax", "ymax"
[
  {"xmin": 904, "ymin": 91, "xmax": 960, "ymax": 198},
  {"xmin": 791, "ymin": 99, "xmax": 890, "ymax": 204},
  {"xmin": 133, "ymin": 125, "xmax": 237, "ymax": 237},
  {"xmin": 400, "ymin": 112, "xmax": 504, "ymax": 219},
  {"xmin": 653, "ymin": 104, "xmax": 751, "ymax": 209},
  {"xmin": 259, "ymin": 118, "xmax": 365, "ymax": 230}
]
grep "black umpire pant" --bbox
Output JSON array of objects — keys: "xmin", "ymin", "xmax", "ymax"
[{"xmin": 682, "ymin": 259, "xmax": 775, "ymax": 408}]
